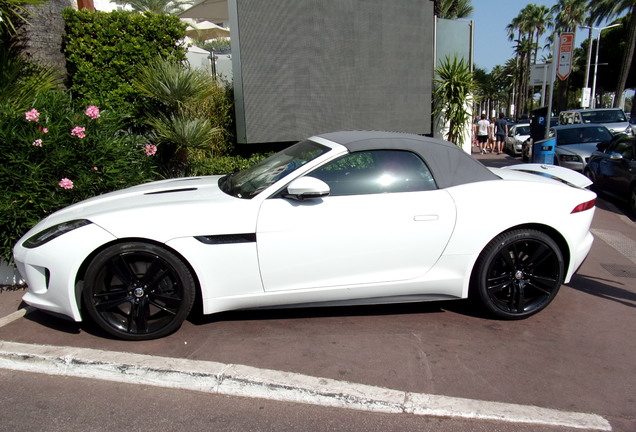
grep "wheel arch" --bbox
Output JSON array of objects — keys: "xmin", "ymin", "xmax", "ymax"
[
  {"xmin": 74, "ymin": 237, "xmax": 203, "ymax": 317},
  {"xmin": 468, "ymin": 223, "xmax": 570, "ymax": 296}
]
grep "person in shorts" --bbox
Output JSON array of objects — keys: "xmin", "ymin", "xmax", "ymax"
[
  {"xmin": 476, "ymin": 114, "xmax": 490, "ymax": 154},
  {"xmin": 495, "ymin": 113, "xmax": 509, "ymax": 155}
]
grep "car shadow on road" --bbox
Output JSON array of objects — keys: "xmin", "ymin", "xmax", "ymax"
[
  {"xmin": 567, "ymin": 273, "xmax": 636, "ymax": 308},
  {"xmin": 594, "ymin": 194, "xmax": 636, "ymax": 222}
]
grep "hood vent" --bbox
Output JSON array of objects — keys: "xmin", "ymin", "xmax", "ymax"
[{"xmin": 145, "ymin": 187, "xmax": 198, "ymax": 195}]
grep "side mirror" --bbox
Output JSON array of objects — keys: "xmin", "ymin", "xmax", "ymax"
[
  {"xmin": 609, "ymin": 152, "xmax": 624, "ymax": 161},
  {"xmin": 284, "ymin": 176, "xmax": 330, "ymax": 201}
]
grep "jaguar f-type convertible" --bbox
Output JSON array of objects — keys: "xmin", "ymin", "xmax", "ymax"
[{"xmin": 14, "ymin": 131, "xmax": 596, "ymax": 340}]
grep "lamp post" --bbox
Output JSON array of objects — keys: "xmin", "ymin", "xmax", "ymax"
[{"xmin": 581, "ymin": 23, "xmax": 621, "ymax": 108}]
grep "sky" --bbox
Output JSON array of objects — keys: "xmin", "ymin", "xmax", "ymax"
[{"xmin": 471, "ymin": 0, "xmax": 587, "ymax": 72}]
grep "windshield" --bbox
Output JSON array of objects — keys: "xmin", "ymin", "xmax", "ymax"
[
  {"xmin": 556, "ymin": 127, "xmax": 613, "ymax": 145},
  {"xmin": 516, "ymin": 126, "xmax": 530, "ymax": 135},
  {"xmin": 580, "ymin": 109, "xmax": 627, "ymax": 124},
  {"xmin": 219, "ymin": 140, "xmax": 330, "ymax": 198}
]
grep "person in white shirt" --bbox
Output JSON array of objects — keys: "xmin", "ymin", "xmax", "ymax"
[{"xmin": 476, "ymin": 114, "xmax": 490, "ymax": 154}]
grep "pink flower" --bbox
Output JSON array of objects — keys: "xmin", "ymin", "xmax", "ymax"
[
  {"xmin": 92, "ymin": 166, "xmax": 98, "ymax": 171},
  {"xmin": 32, "ymin": 139, "xmax": 43, "ymax": 147},
  {"xmin": 25, "ymin": 109, "xmax": 40, "ymax": 122},
  {"xmin": 59, "ymin": 178, "xmax": 74, "ymax": 189},
  {"xmin": 71, "ymin": 126, "xmax": 86, "ymax": 138},
  {"xmin": 38, "ymin": 126, "xmax": 48, "ymax": 133},
  {"xmin": 85, "ymin": 105, "xmax": 100, "ymax": 119},
  {"xmin": 144, "ymin": 144, "xmax": 157, "ymax": 156}
]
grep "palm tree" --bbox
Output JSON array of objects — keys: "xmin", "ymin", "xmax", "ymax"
[
  {"xmin": 508, "ymin": 6, "xmax": 535, "ymax": 117},
  {"xmin": 433, "ymin": 56, "xmax": 474, "ymax": 146},
  {"xmin": 588, "ymin": 0, "xmax": 636, "ymax": 109},
  {"xmin": 551, "ymin": 0, "xmax": 589, "ymax": 111},
  {"xmin": 0, "ymin": 0, "xmax": 44, "ymax": 36},
  {"xmin": 434, "ymin": 0, "xmax": 473, "ymax": 19},
  {"xmin": 528, "ymin": 5, "xmax": 552, "ymax": 64}
]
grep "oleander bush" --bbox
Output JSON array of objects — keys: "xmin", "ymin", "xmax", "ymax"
[{"xmin": 0, "ymin": 90, "xmax": 158, "ymax": 262}]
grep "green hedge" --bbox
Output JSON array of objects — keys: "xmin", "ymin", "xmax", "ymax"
[{"xmin": 62, "ymin": 9, "xmax": 187, "ymax": 115}]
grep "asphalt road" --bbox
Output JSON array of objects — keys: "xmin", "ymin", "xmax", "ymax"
[{"xmin": 0, "ymin": 152, "xmax": 634, "ymax": 431}]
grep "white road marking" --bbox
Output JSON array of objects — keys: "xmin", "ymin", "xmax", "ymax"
[
  {"xmin": 0, "ymin": 340, "xmax": 611, "ymax": 431},
  {"xmin": 591, "ymin": 229, "xmax": 636, "ymax": 265},
  {"xmin": 0, "ymin": 306, "xmax": 34, "ymax": 329}
]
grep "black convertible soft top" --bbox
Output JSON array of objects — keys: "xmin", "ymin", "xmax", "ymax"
[{"xmin": 315, "ymin": 131, "xmax": 500, "ymax": 189}]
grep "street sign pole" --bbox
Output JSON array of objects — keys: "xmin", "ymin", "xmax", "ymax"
[{"xmin": 545, "ymin": 42, "xmax": 557, "ymax": 139}]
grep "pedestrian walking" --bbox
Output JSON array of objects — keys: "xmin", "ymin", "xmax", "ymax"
[
  {"xmin": 476, "ymin": 114, "xmax": 490, "ymax": 154},
  {"xmin": 495, "ymin": 113, "xmax": 508, "ymax": 155},
  {"xmin": 489, "ymin": 117, "xmax": 496, "ymax": 153}
]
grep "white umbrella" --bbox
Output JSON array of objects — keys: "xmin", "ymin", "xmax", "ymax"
[
  {"xmin": 180, "ymin": 0, "xmax": 229, "ymax": 22},
  {"xmin": 182, "ymin": 19, "xmax": 230, "ymax": 40}
]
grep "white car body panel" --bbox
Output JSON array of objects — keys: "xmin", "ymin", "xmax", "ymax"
[
  {"xmin": 505, "ymin": 123, "xmax": 530, "ymax": 155},
  {"xmin": 501, "ymin": 163, "xmax": 593, "ymax": 188},
  {"xmin": 13, "ymin": 132, "xmax": 597, "ymax": 329},
  {"xmin": 256, "ymin": 189, "xmax": 457, "ymax": 291}
]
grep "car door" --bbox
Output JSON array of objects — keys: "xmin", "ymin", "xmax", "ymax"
[
  {"xmin": 597, "ymin": 138, "xmax": 635, "ymax": 196},
  {"xmin": 255, "ymin": 150, "xmax": 457, "ymax": 292}
]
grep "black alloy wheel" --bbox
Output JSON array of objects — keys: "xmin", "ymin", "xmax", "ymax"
[
  {"xmin": 473, "ymin": 229, "xmax": 564, "ymax": 319},
  {"xmin": 83, "ymin": 242, "xmax": 195, "ymax": 340}
]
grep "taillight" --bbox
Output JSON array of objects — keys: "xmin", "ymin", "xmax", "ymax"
[{"xmin": 571, "ymin": 198, "xmax": 595, "ymax": 214}]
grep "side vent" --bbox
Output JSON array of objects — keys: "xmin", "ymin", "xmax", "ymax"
[{"xmin": 195, "ymin": 234, "xmax": 257, "ymax": 244}]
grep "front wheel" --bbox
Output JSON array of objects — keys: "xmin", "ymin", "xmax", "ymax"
[
  {"xmin": 472, "ymin": 229, "xmax": 564, "ymax": 319},
  {"xmin": 83, "ymin": 242, "xmax": 196, "ymax": 340}
]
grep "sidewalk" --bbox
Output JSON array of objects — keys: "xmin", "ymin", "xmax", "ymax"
[{"xmin": 470, "ymin": 145, "xmax": 522, "ymax": 168}]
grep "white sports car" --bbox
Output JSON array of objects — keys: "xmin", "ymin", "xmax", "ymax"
[{"xmin": 14, "ymin": 131, "xmax": 597, "ymax": 340}]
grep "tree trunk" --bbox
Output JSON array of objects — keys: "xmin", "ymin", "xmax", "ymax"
[{"xmin": 614, "ymin": 11, "xmax": 636, "ymax": 108}]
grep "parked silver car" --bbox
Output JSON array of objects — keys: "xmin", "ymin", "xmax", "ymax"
[{"xmin": 552, "ymin": 124, "xmax": 614, "ymax": 172}]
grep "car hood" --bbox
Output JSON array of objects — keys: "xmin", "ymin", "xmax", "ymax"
[
  {"xmin": 26, "ymin": 176, "xmax": 259, "ymax": 242},
  {"xmin": 555, "ymin": 142, "xmax": 598, "ymax": 157},
  {"xmin": 599, "ymin": 121, "xmax": 630, "ymax": 134}
]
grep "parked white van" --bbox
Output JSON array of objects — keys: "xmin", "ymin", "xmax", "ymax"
[{"xmin": 559, "ymin": 108, "xmax": 633, "ymax": 136}]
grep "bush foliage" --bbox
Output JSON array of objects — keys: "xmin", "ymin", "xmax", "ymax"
[
  {"xmin": 0, "ymin": 10, "xmax": 268, "ymax": 263},
  {"xmin": 62, "ymin": 9, "xmax": 187, "ymax": 114},
  {"xmin": 0, "ymin": 90, "xmax": 158, "ymax": 262}
]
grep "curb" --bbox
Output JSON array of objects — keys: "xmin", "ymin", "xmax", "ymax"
[{"xmin": 0, "ymin": 340, "xmax": 611, "ymax": 431}]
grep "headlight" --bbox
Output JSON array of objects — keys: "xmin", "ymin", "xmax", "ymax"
[
  {"xmin": 558, "ymin": 154, "xmax": 580, "ymax": 162},
  {"xmin": 626, "ymin": 125, "xmax": 634, "ymax": 136},
  {"xmin": 23, "ymin": 219, "xmax": 92, "ymax": 249}
]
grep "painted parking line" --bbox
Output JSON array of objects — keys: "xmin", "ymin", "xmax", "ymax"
[
  {"xmin": 0, "ymin": 340, "xmax": 611, "ymax": 431},
  {"xmin": 0, "ymin": 306, "xmax": 34, "ymax": 329}
]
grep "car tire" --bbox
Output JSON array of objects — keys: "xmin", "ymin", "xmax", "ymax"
[
  {"xmin": 83, "ymin": 242, "xmax": 196, "ymax": 340},
  {"xmin": 472, "ymin": 229, "xmax": 564, "ymax": 320},
  {"xmin": 583, "ymin": 168, "xmax": 596, "ymax": 189},
  {"xmin": 630, "ymin": 185, "xmax": 636, "ymax": 215}
]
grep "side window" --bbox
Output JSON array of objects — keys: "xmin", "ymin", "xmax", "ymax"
[{"xmin": 309, "ymin": 150, "xmax": 437, "ymax": 196}]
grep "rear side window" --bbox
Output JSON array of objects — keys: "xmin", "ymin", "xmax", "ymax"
[{"xmin": 309, "ymin": 150, "xmax": 437, "ymax": 196}]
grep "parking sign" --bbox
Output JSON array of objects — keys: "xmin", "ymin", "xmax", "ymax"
[{"xmin": 557, "ymin": 33, "xmax": 574, "ymax": 80}]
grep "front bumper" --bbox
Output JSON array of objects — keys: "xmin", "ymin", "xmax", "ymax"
[{"xmin": 13, "ymin": 223, "xmax": 116, "ymax": 321}]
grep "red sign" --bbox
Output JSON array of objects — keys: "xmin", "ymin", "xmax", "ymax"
[{"xmin": 556, "ymin": 33, "xmax": 575, "ymax": 80}]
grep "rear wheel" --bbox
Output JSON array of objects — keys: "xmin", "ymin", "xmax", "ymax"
[
  {"xmin": 83, "ymin": 242, "xmax": 195, "ymax": 340},
  {"xmin": 473, "ymin": 229, "xmax": 564, "ymax": 319}
]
